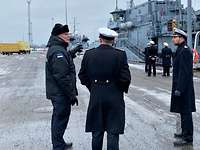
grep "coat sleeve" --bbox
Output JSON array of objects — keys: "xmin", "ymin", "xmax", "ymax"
[
  {"xmin": 155, "ymin": 47, "xmax": 158, "ymax": 56},
  {"xmin": 51, "ymin": 52, "xmax": 75, "ymax": 98},
  {"xmin": 118, "ymin": 51, "xmax": 131, "ymax": 93},
  {"xmin": 143, "ymin": 48, "xmax": 146, "ymax": 54},
  {"xmin": 78, "ymin": 52, "xmax": 91, "ymax": 91},
  {"xmin": 161, "ymin": 49, "xmax": 164, "ymax": 58},
  {"xmin": 68, "ymin": 49, "xmax": 77, "ymax": 59},
  {"xmin": 176, "ymin": 49, "xmax": 193, "ymax": 93}
]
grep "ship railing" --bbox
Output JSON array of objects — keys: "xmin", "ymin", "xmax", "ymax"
[
  {"xmin": 125, "ymin": 39, "xmax": 145, "ymax": 60},
  {"xmin": 117, "ymin": 38, "xmax": 145, "ymax": 61}
]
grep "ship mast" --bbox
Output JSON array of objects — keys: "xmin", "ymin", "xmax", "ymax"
[
  {"xmin": 65, "ymin": 0, "xmax": 68, "ymax": 24},
  {"xmin": 187, "ymin": 0, "xmax": 192, "ymax": 48},
  {"xmin": 130, "ymin": 0, "xmax": 135, "ymax": 8},
  {"xmin": 116, "ymin": 0, "xmax": 118, "ymax": 10},
  {"xmin": 27, "ymin": 0, "xmax": 33, "ymax": 46}
]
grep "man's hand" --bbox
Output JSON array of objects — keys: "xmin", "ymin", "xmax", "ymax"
[
  {"xmin": 70, "ymin": 96, "xmax": 78, "ymax": 106},
  {"xmin": 174, "ymin": 90, "xmax": 181, "ymax": 97},
  {"xmin": 69, "ymin": 44, "xmax": 83, "ymax": 58},
  {"xmin": 72, "ymin": 44, "xmax": 83, "ymax": 53}
]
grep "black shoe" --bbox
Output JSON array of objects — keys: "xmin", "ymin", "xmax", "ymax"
[
  {"xmin": 64, "ymin": 142, "xmax": 73, "ymax": 149},
  {"xmin": 173, "ymin": 139, "xmax": 193, "ymax": 147},
  {"xmin": 174, "ymin": 133, "xmax": 183, "ymax": 138}
]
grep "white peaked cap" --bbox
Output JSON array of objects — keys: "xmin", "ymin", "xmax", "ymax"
[
  {"xmin": 163, "ymin": 42, "xmax": 168, "ymax": 47},
  {"xmin": 98, "ymin": 27, "xmax": 118, "ymax": 38},
  {"xmin": 149, "ymin": 40, "xmax": 155, "ymax": 45},
  {"xmin": 173, "ymin": 28, "xmax": 187, "ymax": 38}
]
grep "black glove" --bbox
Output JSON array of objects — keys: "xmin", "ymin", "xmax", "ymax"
[
  {"xmin": 69, "ymin": 44, "xmax": 83, "ymax": 58},
  {"xmin": 174, "ymin": 90, "xmax": 181, "ymax": 97},
  {"xmin": 70, "ymin": 96, "xmax": 78, "ymax": 106},
  {"xmin": 72, "ymin": 44, "xmax": 83, "ymax": 53}
]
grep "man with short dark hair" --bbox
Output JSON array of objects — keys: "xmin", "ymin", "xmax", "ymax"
[
  {"xmin": 78, "ymin": 27, "xmax": 131, "ymax": 150},
  {"xmin": 46, "ymin": 23, "xmax": 82, "ymax": 150},
  {"xmin": 170, "ymin": 28, "xmax": 196, "ymax": 147}
]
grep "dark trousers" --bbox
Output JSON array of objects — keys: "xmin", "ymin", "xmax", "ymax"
[
  {"xmin": 163, "ymin": 66, "xmax": 170, "ymax": 76},
  {"xmin": 180, "ymin": 112, "xmax": 193, "ymax": 142},
  {"xmin": 145, "ymin": 61, "xmax": 148, "ymax": 73},
  {"xmin": 51, "ymin": 96, "xmax": 71, "ymax": 150},
  {"xmin": 92, "ymin": 132, "xmax": 119, "ymax": 150},
  {"xmin": 148, "ymin": 59, "xmax": 156, "ymax": 76}
]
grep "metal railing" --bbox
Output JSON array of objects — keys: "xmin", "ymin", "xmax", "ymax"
[{"xmin": 117, "ymin": 38, "xmax": 145, "ymax": 61}]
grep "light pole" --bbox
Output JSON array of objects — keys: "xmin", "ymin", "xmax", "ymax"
[
  {"xmin": 65, "ymin": 0, "xmax": 68, "ymax": 24},
  {"xmin": 27, "ymin": 0, "xmax": 32, "ymax": 46},
  {"xmin": 116, "ymin": 0, "xmax": 118, "ymax": 10},
  {"xmin": 73, "ymin": 17, "xmax": 76, "ymax": 35},
  {"xmin": 187, "ymin": 0, "xmax": 192, "ymax": 48},
  {"xmin": 51, "ymin": 17, "xmax": 55, "ymax": 27}
]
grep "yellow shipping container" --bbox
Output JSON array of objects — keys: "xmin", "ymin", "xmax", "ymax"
[{"xmin": 0, "ymin": 41, "xmax": 31, "ymax": 55}]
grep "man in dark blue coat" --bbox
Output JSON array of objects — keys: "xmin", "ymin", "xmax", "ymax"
[
  {"xmin": 148, "ymin": 41, "xmax": 158, "ymax": 77},
  {"xmin": 161, "ymin": 42, "xmax": 172, "ymax": 76},
  {"xmin": 170, "ymin": 28, "xmax": 196, "ymax": 147},
  {"xmin": 46, "ymin": 23, "xmax": 82, "ymax": 150},
  {"xmin": 78, "ymin": 27, "xmax": 131, "ymax": 150}
]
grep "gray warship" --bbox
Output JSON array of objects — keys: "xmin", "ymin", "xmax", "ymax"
[{"xmin": 107, "ymin": 0, "xmax": 200, "ymax": 63}]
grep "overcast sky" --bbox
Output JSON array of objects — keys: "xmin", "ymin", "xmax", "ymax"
[{"xmin": 0, "ymin": 0, "xmax": 199, "ymax": 45}]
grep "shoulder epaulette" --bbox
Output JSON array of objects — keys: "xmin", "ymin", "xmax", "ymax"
[
  {"xmin": 115, "ymin": 48, "xmax": 124, "ymax": 52},
  {"xmin": 184, "ymin": 45, "xmax": 188, "ymax": 49},
  {"xmin": 85, "ymin": 48, "xmax": 95, "ymax": 52}
]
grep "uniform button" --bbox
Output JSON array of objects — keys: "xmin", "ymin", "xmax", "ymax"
[
  {"xmin": 106, "ymin": 80, "xmax": 109, "ymax": 83},
  {"xmin": 95, "ymin": 80, "xmax": 97, "ymax": 83}
]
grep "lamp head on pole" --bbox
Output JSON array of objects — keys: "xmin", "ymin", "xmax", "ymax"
[{"xmin": 27, "ymin": 0, "xmax": 31, "ymax": 3}]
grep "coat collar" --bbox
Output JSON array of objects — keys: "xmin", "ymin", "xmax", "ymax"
[
  {"xmin": 175, "ymin": 41, "xmax": 186, "ymax": 57},
  {"xmin": 46, "ymin": 35, "xmax": 68, "ymax": 49},
  {"xmin": 177, "ymin": 41, "xmax": 186, "ymax": 49},
  {"xmin": 98, "ymin": 44, "xmax": 113, "ymax": 49}
]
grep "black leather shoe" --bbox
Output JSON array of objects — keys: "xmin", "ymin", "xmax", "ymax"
[
  {"xmin": 64, "ymin": 142, "xmax": 73, "ymax": 149},
  {"xmin": 174, "ymin": 133, "xmax": 183, "ymax": 138},
  {"xmin": 173, "ymin": 139, "xmax": 193, "ymax": 147}
]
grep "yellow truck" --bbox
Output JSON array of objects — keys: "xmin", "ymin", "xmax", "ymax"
[{"xmin": 0, "ymin": 41, "xmax": 31, "ymax": 55}]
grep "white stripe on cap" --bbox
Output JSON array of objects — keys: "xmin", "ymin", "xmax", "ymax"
[{"xmin": 98, "ymin": 27, "xmax": 118, "ymax": 38}]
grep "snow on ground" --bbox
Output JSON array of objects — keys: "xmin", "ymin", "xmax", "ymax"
[
  {"xmin": 195, "ymin": 98, "xmax": 200, "ymax": 113},
  {"xmin": 125, "ymin": 95, "xmax": 164, "ymax": 124},
  {"xmin": 129, "ymin": 63, "xmax": 145, "ymax": 71},
  {"xmin": 0, "ymin": 121, "xmax": 51, "ymax": 150},
  {"xmin": 0, "ymin": 68, "xmax": 9, "ymax": 75},
  {"xmin": 130, "ymin": 84, "xmax": 200, "ymax": 114},
  {"xmin": 0, "ymin": 53, "xmax": 200, "ymax": 150},
  {"xmin": 129, "ymin": 63, "xmax": 163, "ymax": 74},
  {"xmin": 194, "ymin": 77, "xmax": 200, "ymax": 83},
  {"xmin": 15, "ymin": 55, "xmax": 25, "ymax": 60},
  {"xmin": 129, "ymin": 63, "xmax": 200, "ymax": 82},
  {"xmin": 130, "ymin": 84, "xmax": 171, "ymax": 106}
]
